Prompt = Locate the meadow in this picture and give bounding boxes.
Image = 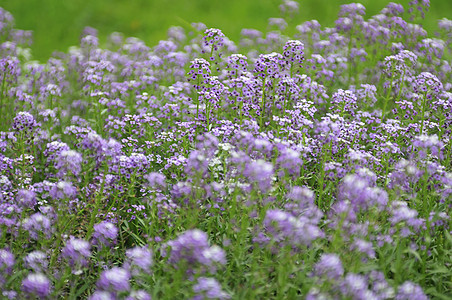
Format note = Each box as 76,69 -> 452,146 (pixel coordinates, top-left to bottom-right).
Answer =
0,0 -> 451,299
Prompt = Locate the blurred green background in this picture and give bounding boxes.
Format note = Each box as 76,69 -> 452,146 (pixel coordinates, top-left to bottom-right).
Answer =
1,0 -> 451,61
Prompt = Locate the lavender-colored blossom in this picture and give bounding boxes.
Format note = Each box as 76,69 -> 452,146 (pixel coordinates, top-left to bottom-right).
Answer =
24,250 -> 48,272
193,277 -> 230,300
164,229 -> 226,273
0,248 -> 14,285
97,267 -> 131,293
92,221 -> 118,247
126,290 -> 152,300
243,159 -> 274,193
279,0 -> 299,16
11,111 -> 40,133
62,236 -> 91,268
282,40 -> 304,74
368,271 -> 394,299
262,209 -> 324,248
1,291 -> 17,300
413,72 -> 443,99
22,213 -> 53,240
55,150 -> 83,178
351,239 -> 376,259
268,18 -> 288,31
22,272 -> 52,298
203,28 -> 225,58
125,246 -> 153,275
313,253 -> 344,281
89,291 -> 117,300
15,189 -> 37,208
144,172 -> 167,190
396,281 -> 428,300
340,273 -> 375,300
188,58 -> 211,84
338,173 -> 388,212
49,181 -> 77,200
390,201 -> 425,234
331,89 -> 357,116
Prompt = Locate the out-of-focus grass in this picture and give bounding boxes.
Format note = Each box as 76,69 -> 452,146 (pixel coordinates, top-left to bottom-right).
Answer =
1,0 -> 451,60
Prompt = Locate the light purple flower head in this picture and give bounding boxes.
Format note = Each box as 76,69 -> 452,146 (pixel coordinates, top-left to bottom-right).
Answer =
243,159 -> 274,193
11,111 -> 40,133
193,277 -> 230,300
97,267 -> 131,293
313,253 -> 344,281
144,172 -> 167,190
22,272 -> 52,298
395,281 -> 428,300
55,150 -> 83,178
24,250 -> 48,272
92,221 -> 118,247
262,209 -> 324,248
88,291 -> 117,300
22,213 -> 53,240
126,290 -> 152,300
125,246 -> 153,275
340,273 -> 374,299
164,229 -> 226,273
413,72 -> 443,99
62,236 -> 91,268
49,181 -> 77,200
0,248 -> 14,285
16,189 -> 37,208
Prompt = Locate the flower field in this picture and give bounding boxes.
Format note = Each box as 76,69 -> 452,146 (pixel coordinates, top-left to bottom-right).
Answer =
0,0 -> 451,299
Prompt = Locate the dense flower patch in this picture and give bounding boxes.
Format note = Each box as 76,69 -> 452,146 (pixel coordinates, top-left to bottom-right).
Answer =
0,0 -> 451,299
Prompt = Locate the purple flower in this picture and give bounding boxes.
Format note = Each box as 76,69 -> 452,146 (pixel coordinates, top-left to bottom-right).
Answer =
62,236 -> 91,268
313,253 -> 344,281
55,150 -> 83,178
351,239 -> 375,259
22,272 -> 52,297
125,246 -> 153,275
97,267 -> 131,293
396,281 -> 428,300
243,159 -> 274,193
202,28 -> 225,56
261,209 -> 324,248
188,58 -> 211,83
22,213 -> 53,240
413,72 -> 443,99
340,273 -> 374,299
24,250 -> 48,272
89,291 -> 117,300
164,229 -> 226,273
15,189 -> 37,208
11,111 -> 40,133
49,181 -> 77,200
92,221 -> 118,247
2,291 -> 17,299
0,249 -> 14,285
144,172 -> 166,189
193,277 -> 230,300
279,0 -> 299,16
282,40 -> 304,74
126,290 -> 152,300
199,245 -> 227,269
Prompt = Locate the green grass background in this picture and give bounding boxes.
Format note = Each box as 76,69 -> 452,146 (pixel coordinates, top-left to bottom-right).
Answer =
1,0 -> 451,61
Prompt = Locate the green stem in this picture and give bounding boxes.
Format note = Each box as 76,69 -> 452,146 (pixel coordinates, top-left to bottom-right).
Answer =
86,168 -> 108,239
419,92 -> 428,134
0,74 -> 6,130
260,77 -> 267,129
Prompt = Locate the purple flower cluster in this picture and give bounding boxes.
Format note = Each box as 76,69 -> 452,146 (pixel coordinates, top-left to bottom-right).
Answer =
164,229 -> 226,274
